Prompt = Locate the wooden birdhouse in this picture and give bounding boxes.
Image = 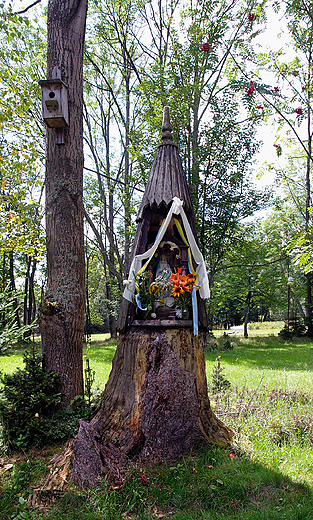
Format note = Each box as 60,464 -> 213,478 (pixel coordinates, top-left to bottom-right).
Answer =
39,67 -> 69,128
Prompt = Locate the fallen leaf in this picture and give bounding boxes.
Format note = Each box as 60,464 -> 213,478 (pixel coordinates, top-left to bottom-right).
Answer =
140,471 -> 149,486
153,505 -> 167,518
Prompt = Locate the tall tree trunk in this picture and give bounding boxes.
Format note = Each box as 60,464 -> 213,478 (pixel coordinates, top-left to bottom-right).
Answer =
28,257 -> 37,325
23,256 -> 37,338
108,194 -> 117,338
244,288 -> 252,339
305,49 -> 313,337
39,0 -> 88,407
85,253 -> 92,338
9,251 -> 21,329
24,256 -> 31,328
123,48 -> 131,270
305,273 -> 313,336
106,277 -> 117,339
243,304 -> 250,339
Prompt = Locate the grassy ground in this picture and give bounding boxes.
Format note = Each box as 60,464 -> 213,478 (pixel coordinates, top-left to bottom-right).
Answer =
0,323 -> 313,519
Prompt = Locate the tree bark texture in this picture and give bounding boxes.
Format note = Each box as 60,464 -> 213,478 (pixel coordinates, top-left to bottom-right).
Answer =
71,327 -> 233,488
39,0 -> 88,406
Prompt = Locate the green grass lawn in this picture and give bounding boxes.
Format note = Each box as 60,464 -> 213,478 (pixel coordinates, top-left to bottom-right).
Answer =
206,334 -> 313,391
0,323 -> 313,519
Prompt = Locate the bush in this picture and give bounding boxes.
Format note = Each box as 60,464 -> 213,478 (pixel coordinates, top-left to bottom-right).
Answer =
221,333 -> 234,351
211,356 -> 231,394
278,325 -> 293,339
278,320 -> 306,339
291,320 -> 306,336
0,351 -> 88,449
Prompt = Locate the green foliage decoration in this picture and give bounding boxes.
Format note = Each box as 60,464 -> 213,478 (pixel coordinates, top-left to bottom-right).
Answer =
0,352 -> 87,449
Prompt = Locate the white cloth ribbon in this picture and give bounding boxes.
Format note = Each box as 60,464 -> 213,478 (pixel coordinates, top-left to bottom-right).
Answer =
122,197 -> 210,302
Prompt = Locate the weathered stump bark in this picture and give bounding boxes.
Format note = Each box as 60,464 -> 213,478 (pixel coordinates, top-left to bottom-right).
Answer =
71,327 -> 233,488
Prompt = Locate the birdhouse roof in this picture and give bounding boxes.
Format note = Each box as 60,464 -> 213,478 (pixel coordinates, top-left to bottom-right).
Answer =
137,107 -> 193,220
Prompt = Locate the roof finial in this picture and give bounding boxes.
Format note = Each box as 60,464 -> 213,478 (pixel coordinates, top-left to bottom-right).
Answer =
162,106 -> 173,142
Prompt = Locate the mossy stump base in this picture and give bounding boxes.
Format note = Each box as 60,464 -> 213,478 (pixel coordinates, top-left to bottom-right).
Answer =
71,327 -> 233,488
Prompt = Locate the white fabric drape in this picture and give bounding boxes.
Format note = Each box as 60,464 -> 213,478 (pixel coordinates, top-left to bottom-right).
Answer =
123,197 -> 210,302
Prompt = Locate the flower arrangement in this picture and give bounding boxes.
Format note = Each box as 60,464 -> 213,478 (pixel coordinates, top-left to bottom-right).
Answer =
134,267 -> 199,319
133,271 -> 155,317
170,268 -> 198,318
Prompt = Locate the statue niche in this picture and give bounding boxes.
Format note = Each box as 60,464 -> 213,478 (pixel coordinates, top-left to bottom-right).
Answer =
134,215 -> 191,321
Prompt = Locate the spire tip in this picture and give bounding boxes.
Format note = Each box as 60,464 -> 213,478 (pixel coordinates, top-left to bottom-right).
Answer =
162,106 -> 173,141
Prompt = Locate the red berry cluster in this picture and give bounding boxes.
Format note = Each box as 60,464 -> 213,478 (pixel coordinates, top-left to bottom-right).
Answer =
201,42 -> 210,52
295,107 -> 303,115
248,12 -> 256,21
247,81 -> 255,95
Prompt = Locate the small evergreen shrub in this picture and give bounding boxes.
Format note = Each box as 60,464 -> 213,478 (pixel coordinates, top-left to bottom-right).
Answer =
211,356 -> 231,394
291,320 -> 306,336
278,325 -> 293,339
205,341 -> 218,351
278,320 -> 306,338
0,351 -> 88,449
221,333 -> 234,351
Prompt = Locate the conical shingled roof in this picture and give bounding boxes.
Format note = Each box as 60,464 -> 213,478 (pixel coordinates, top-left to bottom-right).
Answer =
137,106 -> 193,220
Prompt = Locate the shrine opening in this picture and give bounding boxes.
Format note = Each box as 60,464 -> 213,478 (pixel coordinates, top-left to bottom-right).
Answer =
71,107 -> 233,489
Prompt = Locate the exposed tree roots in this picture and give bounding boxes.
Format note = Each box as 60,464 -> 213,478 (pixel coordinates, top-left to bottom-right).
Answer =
71,328 -> 233,488
31,327 -> 233,497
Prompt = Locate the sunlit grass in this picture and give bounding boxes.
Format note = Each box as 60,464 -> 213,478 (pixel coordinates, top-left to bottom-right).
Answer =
205,333 -> 313,392
83,334 -> 117,389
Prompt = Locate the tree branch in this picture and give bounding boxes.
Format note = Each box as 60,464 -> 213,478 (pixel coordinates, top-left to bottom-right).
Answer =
84,207 -> 124,283
14,0 -> 41,14
230,52 -> 313,161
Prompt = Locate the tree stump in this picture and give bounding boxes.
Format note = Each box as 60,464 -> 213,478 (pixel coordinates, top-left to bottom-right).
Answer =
71,327 -> 233,488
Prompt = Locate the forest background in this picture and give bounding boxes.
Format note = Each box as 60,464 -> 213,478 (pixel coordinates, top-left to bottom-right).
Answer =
1,0 -> 313,342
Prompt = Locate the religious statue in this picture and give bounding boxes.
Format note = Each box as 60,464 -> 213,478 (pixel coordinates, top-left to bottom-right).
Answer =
155,254 -> 175,310
155,254 -> 172,281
